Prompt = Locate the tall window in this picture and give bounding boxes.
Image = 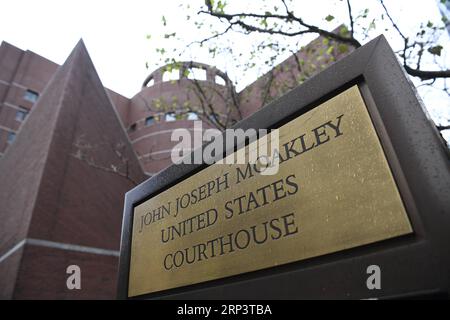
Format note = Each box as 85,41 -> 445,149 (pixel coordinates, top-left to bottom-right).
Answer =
187,68 -> 207,81
162,69 -> 179,82
186,112 -> 199,120
145,116 -> 155,126
7,131 -> 16,144
15,109 -> 28,122
165,112 -> 176,122
145,78 -> 154,87
215,75 -> 226,86
24,90 -> 39,103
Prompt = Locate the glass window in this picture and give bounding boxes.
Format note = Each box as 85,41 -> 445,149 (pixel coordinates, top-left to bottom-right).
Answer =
24,90 -> 39,103
187,68 -> 207,81
7,131 -> 16,144
162,69 -> 179,82
145,78 -> 154,87
15,109 -> 28,122
187,112 -> 199,120
165,112 -> 176,122
145,116 -> 155,126
215,75 -> 226,86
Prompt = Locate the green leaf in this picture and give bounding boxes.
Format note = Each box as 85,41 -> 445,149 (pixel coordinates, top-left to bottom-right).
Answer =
363,8 -> 369,18
162,15 -> 167,26
326,45 -> 335,55
428,45 -> 443,56
216,0 -> 225,13
146,34 -> 151,40
159,48 -> 166,55
325,15 -> 334,22
338,44 -> 348,53
427,21 -> 433,28
339,25 -> 350,36
260,18 -> 268,28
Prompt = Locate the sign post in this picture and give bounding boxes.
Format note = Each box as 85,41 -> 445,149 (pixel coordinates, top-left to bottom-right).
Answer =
118,36 -> 450,299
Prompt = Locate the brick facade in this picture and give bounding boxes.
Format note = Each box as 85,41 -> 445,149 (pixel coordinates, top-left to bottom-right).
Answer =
0,32 -> 348,299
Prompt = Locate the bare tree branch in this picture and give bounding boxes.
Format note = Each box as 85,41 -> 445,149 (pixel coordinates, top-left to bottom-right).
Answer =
379,0 -> 450,80
191,25 -> 234,47
71,135 -> 140,186
404,65 -> 450,80
437,124 -> 450,131
190,77 -> 227,130
346,0 -> 355,38
261,70 -> 276,107
199,3 -> 362,48
379,0 -> 407,41
200,0 -> 450,83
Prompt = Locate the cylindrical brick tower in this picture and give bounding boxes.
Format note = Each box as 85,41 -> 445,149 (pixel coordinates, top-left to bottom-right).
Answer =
127,61 -> 240,176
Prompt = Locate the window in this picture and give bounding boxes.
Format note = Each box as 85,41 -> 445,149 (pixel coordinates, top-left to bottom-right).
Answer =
15,109 -> 28,122
145,78 -> 154,87
24,90 -> 39,103
129,123 -> 137,132
186,112 -> 199,120
162,69 -> 179,82
187,68 -> 207,81
165,112 -> 176,122
215,75 -> 226,86
7,131 -> 16,144
145,116 -> 155,126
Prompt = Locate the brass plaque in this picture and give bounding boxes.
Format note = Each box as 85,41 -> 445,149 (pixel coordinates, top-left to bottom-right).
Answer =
128,85 -> 412,297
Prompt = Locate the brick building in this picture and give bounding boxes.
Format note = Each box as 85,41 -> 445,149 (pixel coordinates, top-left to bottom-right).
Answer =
0,33 -> 347,299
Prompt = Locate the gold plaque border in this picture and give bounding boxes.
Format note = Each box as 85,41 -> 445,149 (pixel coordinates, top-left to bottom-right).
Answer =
127,84 -> 415,297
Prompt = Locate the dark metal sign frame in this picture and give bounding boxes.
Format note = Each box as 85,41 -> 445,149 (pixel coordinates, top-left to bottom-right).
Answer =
117,35 -> 450,300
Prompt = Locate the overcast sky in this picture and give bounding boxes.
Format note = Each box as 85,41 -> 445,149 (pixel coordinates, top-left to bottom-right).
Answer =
0,0 -> 448,135
0,0 -> 179,97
